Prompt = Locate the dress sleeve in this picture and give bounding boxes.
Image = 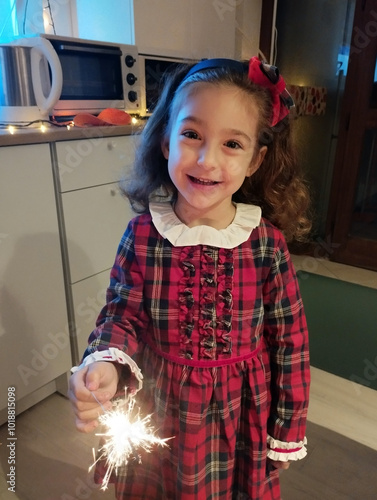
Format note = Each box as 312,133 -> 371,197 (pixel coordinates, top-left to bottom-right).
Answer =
80,221 -> 149,382
262,233 -> 310,462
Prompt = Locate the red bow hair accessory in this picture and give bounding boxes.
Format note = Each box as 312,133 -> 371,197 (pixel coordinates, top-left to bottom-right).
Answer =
248,56 -> 294,127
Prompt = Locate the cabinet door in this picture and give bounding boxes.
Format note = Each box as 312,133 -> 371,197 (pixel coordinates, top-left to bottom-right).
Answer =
57,135 -> 136,192
62,183 -> 132,283
71,270 -> 111,359
0,144 -> 70,411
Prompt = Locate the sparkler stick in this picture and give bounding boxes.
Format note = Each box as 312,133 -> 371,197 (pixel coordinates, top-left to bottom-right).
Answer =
89,391 -> 172,491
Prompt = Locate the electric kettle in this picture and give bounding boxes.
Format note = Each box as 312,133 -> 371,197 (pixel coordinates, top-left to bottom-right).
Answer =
0,36 -> 63,123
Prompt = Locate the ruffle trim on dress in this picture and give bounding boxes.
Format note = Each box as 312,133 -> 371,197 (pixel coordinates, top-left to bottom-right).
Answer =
215,248 -> 234,357
197,247 -> 234,360
199,248 -> 217,359
150,202 -> 261,248
267,435 -> 308,462
178,246 -> 234,360
178,246 -> 196,359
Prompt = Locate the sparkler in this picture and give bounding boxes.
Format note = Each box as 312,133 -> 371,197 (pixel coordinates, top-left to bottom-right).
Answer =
89,391 -> 172,491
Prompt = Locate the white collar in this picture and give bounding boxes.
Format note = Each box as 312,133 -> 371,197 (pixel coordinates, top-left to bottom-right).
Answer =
150,202 -> 261,248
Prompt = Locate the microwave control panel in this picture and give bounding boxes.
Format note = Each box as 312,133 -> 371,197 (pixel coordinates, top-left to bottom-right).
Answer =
121,44 -> 141,114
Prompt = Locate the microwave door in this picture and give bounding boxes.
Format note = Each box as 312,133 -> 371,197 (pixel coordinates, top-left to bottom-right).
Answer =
49,40 -> 127,116
57,45 -> 123,100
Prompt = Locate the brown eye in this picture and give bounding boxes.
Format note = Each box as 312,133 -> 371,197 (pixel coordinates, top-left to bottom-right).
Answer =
182,130 -> 199,140
225,140 -> 242,149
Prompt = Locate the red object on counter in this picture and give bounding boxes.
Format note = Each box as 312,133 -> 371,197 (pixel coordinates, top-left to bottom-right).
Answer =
73,108 -> 132,127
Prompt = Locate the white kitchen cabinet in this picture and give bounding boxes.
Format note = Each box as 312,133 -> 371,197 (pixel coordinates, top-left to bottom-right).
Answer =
0,144 -> 71,418
55,135 -> 136,364
57,134 -> 136,192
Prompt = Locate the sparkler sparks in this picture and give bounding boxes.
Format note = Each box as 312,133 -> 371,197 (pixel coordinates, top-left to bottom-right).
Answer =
89,392 -> 172,491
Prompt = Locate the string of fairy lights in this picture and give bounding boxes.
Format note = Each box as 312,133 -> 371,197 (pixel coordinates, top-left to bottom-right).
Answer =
0,120 -> 74,135
0,116 -> 139,135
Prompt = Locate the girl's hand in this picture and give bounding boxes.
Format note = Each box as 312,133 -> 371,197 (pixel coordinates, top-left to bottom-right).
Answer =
68,361 -> 119,433
267,459 -> 291,470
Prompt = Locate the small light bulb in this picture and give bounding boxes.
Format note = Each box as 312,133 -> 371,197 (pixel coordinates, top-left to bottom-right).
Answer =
8,126 -> 15,135
131,117 -> 138,125
40,124 -> 47,133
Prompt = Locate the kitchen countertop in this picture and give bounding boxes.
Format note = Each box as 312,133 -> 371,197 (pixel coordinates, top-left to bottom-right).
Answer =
0,122 -> 144,147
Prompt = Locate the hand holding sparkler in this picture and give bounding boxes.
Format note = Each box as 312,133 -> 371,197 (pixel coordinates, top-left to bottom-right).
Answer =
69,351 -> 171,491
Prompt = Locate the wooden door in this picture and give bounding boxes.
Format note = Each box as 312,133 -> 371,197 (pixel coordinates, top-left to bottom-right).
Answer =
327,0 -> 377,271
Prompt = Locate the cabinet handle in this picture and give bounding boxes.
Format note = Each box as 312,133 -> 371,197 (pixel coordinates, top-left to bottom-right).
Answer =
110,188 -> 117,197
107,141 -> 116,151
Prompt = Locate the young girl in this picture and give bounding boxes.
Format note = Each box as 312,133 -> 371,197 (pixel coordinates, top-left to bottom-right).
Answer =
69,56 -> 311,500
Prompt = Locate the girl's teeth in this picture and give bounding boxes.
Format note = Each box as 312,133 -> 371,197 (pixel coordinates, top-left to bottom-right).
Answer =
190,176 -> 217,185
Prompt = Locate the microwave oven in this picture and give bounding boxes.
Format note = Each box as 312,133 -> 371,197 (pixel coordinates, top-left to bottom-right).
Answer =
9,34 -> 196,119
138,54 -> 196,116
39,34 -> 141,118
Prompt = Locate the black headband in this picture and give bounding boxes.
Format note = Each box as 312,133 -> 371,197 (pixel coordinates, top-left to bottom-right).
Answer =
182,58 -> 247,82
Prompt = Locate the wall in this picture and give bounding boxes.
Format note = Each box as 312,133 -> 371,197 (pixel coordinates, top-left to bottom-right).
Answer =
133,0 -> 236,59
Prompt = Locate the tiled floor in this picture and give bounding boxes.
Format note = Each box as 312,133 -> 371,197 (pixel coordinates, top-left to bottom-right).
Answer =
291,254 -> 377,290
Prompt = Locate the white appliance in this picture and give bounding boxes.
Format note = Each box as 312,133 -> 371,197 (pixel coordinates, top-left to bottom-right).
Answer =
0,36 -> 63,123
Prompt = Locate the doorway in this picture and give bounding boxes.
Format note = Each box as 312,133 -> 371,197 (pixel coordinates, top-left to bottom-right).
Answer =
327,0 -> 377,271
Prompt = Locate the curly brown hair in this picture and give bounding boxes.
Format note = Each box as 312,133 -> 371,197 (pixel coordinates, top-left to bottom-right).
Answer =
123,62 -> 311,242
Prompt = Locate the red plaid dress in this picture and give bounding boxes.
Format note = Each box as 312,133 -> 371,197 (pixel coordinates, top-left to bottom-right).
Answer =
86,204 -> 310,500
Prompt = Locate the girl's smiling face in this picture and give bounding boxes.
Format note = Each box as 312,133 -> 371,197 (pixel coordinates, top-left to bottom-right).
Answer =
162,83 -> 266,228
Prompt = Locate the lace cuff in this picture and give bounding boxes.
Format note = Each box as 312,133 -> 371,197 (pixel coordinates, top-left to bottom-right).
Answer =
267,435 -> 308,462
70,347 -> 143,393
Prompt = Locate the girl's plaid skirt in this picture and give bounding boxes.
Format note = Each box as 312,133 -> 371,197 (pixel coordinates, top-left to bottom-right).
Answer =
96,342 -> 282,499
